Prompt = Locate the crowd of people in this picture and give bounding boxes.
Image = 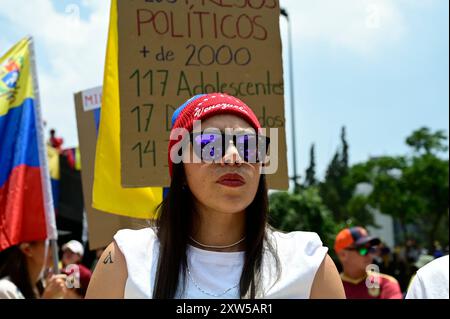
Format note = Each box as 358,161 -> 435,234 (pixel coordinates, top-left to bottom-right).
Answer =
0,93 -> 448,299
0,238 -> 97,299
334,226 -> 449,299
1,226 -> 447,299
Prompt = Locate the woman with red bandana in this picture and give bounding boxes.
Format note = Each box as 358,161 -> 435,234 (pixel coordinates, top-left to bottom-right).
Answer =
86,93 -> 345,299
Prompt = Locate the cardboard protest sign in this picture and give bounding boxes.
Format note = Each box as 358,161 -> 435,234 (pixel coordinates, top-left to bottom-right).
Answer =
117,0 -> 288,189
74,88 -> 147,251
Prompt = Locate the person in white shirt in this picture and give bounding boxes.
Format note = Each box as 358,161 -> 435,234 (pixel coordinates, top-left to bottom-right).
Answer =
0,241 -> 67,299
86,93 -> 345,299
406,255 -> 449,299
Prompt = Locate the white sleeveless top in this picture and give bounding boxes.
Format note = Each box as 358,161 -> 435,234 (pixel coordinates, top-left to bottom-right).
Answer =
114,227 -> 328,299
0,277 -> 25,299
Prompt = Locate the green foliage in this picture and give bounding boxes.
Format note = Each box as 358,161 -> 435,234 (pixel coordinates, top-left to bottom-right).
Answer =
269,126 -> 449,253
346,195 -> 377,227
346,156 -> 414,225
406,127 -> 448,155
402,153 -> 449,249
365,157 -> 422,242
344,129 -> 449,249
341,127 -> 349,170
269,187 -> 339,251
305,144 -> 317,187
320,127 -> 353,223
364,129 -> 449,249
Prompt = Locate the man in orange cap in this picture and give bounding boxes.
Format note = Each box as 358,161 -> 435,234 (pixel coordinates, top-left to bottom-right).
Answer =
335,226 -> 402,299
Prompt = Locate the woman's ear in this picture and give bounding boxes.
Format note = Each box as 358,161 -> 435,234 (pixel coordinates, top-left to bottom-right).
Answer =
19,242 -> 33,257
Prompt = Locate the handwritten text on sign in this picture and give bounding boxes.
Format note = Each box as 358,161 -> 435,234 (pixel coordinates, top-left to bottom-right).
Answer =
118,0 -> 288,189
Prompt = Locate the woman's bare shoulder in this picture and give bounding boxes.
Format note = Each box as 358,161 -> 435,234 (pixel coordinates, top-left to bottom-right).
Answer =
310,254 -> 346,299
85,240 -> 127,299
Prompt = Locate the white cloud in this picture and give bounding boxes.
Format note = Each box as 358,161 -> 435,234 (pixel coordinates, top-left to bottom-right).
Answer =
280,0 -> 408,55
0,0 -> 110,148
0,0 -> 438,149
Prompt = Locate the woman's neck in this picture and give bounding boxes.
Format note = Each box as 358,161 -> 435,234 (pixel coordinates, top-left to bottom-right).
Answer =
190,205 -> 246,252
27,260 -> 42,284
25,259 -> 43,298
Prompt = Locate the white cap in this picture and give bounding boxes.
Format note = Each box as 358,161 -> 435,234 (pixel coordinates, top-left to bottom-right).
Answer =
62,240 -> 84,256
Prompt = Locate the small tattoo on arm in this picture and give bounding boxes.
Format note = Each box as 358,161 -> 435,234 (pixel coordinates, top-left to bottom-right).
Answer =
103,251 -> 113,264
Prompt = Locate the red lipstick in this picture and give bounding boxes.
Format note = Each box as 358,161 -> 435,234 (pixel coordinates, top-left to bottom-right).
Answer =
217,173 -> 246,188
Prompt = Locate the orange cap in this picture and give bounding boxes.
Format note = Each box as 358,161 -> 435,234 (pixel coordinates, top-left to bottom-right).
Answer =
334,226 -> 380,253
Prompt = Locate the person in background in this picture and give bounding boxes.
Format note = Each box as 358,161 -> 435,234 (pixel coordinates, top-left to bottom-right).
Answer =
61,240 -> 85,268
49,128 -> 63,151
392,245 -> 410,293
413,254 -> 435,273
405,239 -> 421,264
62,265 -> 92,299
432,241 -> 444,259
0,241 -> 67,299
406,255 -> 449,299
372,241 -> 395,276
335,226 -> 403,299
60,240 -> 92,298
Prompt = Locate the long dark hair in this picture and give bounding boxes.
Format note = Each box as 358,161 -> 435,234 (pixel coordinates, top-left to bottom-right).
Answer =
152,163 -> 280,299
0,244 -> 38,299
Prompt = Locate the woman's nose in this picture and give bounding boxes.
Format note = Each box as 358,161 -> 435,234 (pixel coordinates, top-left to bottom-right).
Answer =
221,140 -> 243,166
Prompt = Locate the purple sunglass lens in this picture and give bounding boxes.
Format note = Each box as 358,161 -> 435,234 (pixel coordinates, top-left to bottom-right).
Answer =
236,135 -> 259,162
194,134 -> 220,147
236,135 -> 251,144
193,133 -> 223,161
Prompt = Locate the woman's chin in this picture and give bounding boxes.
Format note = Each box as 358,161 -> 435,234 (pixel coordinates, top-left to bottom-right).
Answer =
211,201 -> 250,215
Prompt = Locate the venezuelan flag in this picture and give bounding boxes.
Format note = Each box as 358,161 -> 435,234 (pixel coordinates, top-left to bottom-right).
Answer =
92,0 -> 162,219
0,38 -> 56,251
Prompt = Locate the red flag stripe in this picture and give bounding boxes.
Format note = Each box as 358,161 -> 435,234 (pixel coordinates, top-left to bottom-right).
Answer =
0,164 -> 47,251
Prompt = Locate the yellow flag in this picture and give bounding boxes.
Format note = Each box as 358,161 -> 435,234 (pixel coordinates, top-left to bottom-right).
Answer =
92,0 -> 162,219
47,145 -> 60,180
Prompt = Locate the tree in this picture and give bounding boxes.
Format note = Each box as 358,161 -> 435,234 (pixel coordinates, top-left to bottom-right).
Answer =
304,144 -> 317,187
346,194 -> 377,228
270,126 -> 448,255
402,154 -> 449,251
364,156 -> 418,242
343,156 -> 403,227
341,127 -> 349,172
350,128 -> 449,250
403,128 -> 449,250
406,127 -> 448,155
320,152 -> 341,219
269,187 -> 339,252
320,126 -> 352,223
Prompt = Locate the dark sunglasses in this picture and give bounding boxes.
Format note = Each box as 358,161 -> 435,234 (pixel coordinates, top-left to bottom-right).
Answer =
345,246 -> 378,256
189,131 -> 270,163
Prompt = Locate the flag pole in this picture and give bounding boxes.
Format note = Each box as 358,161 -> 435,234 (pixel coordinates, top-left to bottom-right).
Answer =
28,36 -> 60,275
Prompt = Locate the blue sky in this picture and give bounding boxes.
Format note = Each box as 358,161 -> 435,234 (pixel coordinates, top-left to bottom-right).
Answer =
0,0 -> 448,184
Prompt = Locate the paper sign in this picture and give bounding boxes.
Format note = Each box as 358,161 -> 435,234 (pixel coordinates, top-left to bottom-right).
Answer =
74,90 -> 148,251
81,86 -> 102,112
118,0 -> 288,189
